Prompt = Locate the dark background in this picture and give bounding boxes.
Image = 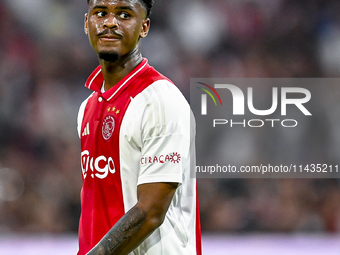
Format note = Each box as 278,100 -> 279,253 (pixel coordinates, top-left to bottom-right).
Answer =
1,0 -> 340,237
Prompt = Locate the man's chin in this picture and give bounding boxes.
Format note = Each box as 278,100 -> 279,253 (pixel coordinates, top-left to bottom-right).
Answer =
98,52 -> 120,62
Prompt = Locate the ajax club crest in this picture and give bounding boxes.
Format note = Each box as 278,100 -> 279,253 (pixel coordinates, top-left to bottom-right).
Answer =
102,115 -> 115,141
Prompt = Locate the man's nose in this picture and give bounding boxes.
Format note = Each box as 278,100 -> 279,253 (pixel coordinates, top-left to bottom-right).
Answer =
104,14 -> 118,29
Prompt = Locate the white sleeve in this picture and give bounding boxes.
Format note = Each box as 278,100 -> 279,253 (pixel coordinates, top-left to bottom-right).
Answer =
135,80 -> 192,186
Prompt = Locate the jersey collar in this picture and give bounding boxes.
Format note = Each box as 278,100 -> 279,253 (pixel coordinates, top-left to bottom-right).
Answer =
85,58 -> 149,101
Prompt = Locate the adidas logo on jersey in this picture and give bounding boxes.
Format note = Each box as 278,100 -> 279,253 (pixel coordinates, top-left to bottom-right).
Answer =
82,123 -> 90,136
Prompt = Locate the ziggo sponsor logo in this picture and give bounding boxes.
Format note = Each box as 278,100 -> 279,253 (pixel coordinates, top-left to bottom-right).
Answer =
81,150 -> 115,179
141,152 -> 181,165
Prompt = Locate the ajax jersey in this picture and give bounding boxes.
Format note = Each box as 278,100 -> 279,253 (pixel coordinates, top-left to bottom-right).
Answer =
77,59 -> 201,255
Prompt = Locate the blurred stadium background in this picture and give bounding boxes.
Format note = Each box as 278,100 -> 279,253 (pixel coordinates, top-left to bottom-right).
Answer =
1,0 -> 340,254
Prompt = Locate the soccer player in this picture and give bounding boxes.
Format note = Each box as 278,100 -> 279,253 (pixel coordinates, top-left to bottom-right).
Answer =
76,0 -> 201,254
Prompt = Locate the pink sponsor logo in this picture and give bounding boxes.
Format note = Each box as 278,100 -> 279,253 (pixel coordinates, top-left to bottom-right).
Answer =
141,152 -> 181,165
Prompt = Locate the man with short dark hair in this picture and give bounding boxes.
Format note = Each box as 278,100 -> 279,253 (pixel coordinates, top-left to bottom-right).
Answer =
77,0 -> 201,254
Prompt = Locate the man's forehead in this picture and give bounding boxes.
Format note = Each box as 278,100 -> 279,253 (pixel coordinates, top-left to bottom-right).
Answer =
89,0 -> 142,8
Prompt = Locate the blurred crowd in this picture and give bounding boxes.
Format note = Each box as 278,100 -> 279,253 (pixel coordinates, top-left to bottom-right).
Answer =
1,0 -> 340,234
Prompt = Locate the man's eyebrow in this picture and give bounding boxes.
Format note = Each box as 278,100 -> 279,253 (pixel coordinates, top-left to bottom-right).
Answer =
115,6 -> 134,12
91,5 -> 135,12
92,5 -> 108,10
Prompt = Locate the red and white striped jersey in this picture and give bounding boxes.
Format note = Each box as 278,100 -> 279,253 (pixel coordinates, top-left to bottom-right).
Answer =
77,59 -> 201,255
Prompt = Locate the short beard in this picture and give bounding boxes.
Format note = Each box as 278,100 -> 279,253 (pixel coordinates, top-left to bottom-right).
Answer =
98,52 -> 120,62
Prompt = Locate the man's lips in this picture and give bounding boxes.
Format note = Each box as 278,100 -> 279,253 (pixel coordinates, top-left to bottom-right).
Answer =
99,36 -> 120,42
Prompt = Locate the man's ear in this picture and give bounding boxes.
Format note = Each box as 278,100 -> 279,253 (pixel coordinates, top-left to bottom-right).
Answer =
84,13 -> 89,35
140,18 -> 150,38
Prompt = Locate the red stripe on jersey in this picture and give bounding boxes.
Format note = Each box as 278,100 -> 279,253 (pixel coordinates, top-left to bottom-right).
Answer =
196,184 -> 202,255
78,59 -> 170,255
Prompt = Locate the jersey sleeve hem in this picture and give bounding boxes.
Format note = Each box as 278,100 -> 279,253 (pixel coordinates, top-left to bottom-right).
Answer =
137,174 -> 182,186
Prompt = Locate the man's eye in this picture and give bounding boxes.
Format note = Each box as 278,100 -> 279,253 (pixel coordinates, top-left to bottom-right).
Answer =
118,12 -> 130,19
96,11 -> 106,17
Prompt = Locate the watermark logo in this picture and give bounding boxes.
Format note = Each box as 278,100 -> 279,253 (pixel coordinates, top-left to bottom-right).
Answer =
192,79 -> 312,128
196,82 -> 222,115
190,78 -> 339,179
199,84 -> 311,117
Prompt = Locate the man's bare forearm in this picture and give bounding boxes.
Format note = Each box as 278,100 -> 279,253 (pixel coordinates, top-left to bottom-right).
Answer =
86,206 -> 158,255
86,182 -> 177,255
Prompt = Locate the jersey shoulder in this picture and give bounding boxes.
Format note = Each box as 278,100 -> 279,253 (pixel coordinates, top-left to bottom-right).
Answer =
135,78 -> 190,116
130,79 -> 191,139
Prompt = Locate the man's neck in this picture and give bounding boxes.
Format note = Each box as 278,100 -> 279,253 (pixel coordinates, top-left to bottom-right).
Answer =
99,48 -> 143,91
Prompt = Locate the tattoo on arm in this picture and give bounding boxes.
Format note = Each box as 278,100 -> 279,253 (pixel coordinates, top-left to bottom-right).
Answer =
88,207 -> 147,255
87,182 -> 177,255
